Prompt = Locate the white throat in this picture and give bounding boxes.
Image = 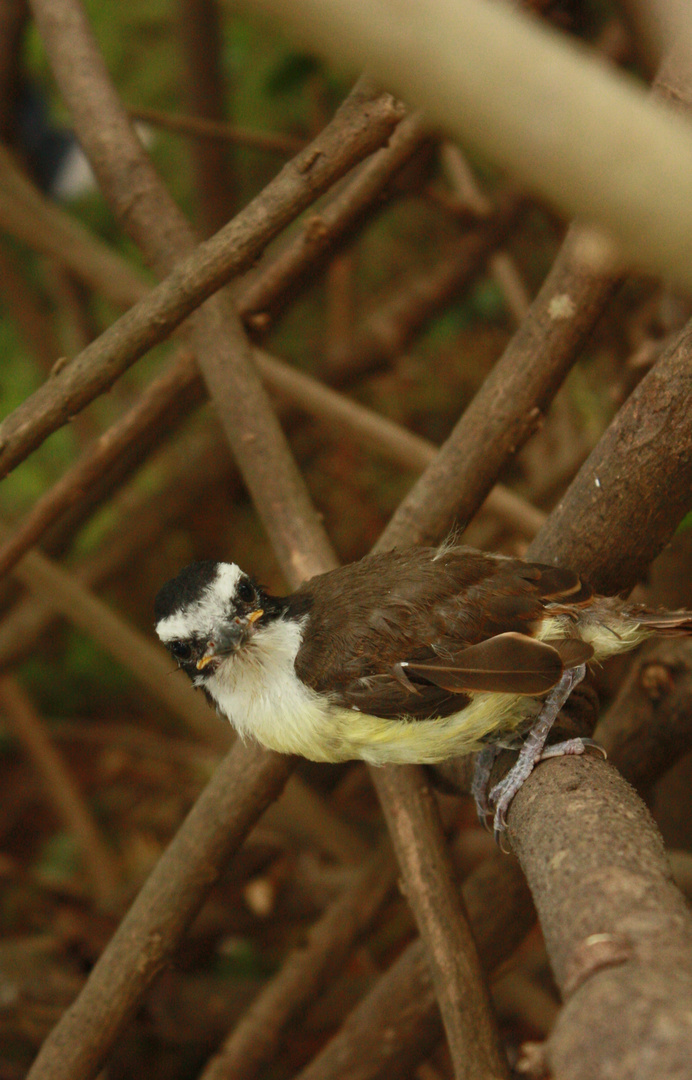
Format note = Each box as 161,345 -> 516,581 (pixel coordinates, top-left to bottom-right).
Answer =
201,616 -> 332,756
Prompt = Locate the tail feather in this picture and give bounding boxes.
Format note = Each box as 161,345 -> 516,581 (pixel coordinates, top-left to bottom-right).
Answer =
636,610 -> 692,635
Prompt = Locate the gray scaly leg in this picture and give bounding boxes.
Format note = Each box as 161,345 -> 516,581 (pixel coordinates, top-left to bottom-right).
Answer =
488,663 -> 590,843
471,744 -> 502,826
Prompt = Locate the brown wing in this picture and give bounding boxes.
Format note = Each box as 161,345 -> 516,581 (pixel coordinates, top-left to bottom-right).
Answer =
402,633 -> 564,695
290,544 -> 593,720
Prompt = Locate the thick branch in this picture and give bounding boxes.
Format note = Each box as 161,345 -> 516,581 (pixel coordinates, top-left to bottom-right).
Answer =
595,638 -> 692,796
501,267 -> 692,1080
526,319 -> 692,594
248,0 -> 692,291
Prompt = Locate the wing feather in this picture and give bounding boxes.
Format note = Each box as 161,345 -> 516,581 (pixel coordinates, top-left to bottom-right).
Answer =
402,632 -> 564,695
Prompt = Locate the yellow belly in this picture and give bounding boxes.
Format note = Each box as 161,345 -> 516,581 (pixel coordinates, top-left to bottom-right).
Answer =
252,690 -> 536,766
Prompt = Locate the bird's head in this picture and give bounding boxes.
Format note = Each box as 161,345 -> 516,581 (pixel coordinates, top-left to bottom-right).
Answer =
154,561 -> 276,680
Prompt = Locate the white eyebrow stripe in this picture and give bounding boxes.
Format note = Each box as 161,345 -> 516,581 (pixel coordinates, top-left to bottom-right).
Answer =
156,562 -> 243,642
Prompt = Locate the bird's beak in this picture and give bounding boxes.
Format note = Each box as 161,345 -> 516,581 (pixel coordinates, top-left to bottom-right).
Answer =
196,609 -> 264,670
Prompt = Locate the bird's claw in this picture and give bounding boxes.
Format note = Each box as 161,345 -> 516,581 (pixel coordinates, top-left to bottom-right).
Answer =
538,736 -> 607,762
487,735 -> 606,850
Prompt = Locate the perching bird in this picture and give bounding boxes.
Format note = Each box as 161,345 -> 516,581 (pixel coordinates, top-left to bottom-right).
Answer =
154,544 -> 692,836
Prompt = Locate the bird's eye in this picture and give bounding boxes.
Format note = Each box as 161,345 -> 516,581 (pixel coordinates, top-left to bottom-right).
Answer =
169,640 -> 192,662
236,578 -> 255,604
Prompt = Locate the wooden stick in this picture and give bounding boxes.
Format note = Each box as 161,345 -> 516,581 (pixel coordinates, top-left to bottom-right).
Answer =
129,105 -> 306,156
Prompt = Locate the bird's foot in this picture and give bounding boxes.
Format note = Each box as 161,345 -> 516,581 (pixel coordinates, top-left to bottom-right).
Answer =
471,745 -> 502,828
488,734 -> 605,847
487,663 -> 588,848
539,737 -> 607,762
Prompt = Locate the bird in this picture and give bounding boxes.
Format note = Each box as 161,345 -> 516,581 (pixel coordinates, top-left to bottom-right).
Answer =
154,543 -> 692,837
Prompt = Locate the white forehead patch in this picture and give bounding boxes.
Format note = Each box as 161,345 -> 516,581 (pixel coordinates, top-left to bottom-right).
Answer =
156,562 -> 243,643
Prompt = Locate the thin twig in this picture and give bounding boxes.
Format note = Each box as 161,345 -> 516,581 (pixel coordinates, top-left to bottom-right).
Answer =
0,239 -> 59,370
130,105 -> 306,156
0,74 -> 405,485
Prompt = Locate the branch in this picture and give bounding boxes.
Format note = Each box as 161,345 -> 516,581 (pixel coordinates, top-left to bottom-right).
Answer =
293,853 -> 535,1080
372,768 -> 509,1080
178,0 -> 236,234
247,0 -> 692,292
0,76 -> 404,487
376,222 -> 620,550
129,105 -> 306,156
525,318 -> 692,593
595,638 -> 692,796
